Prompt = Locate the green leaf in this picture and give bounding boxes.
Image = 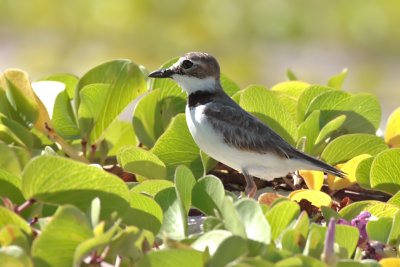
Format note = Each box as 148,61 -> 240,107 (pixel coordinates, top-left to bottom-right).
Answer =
73,220 -> 120,267
124,192 -> 163,235
293,211 -> 310,238
0,246 -> 33,267
0,70 -> 39,124
174,165 -> 196,214
388,192 -> 400,207
297,110 -> 320,154
384,107 -> 400,148
0,207 -> 31,234
152,114 -> 203,179
130,180 -> 174,197
266,200 -> 300,240
137,249 -> 203,267
339,201 -> 400,220
305,91 -> 381,134
208,236 -> 248,267
22,155 -> 131,216
235,198 -> 271,244
133,86 -> 186,148
327,69 -> 348,90
41,73 -> 78,99
321,206 -> 341,223
103,120 -> 138,156
0,169 -> 24,204
220,74 -> 241,96
366,218 -> 392,244
281,229 -> 302,254
370,149 -> 400,195
220,196 -> 246,237
0,114 -> 33,148
192,175 -> 225,215
355,157 -> 374,189
336,224 -> 359,258
314,115 -> 346,145
0,143 -> 24,175
154,187 -> 186,239
191,229 -> 232,254
303,224 -> 325,258
52,90 -> 80,139
321,134 -> 388,165
32,205 -> 93,267
297,85 -> 334,123
271,81 -> 310,98
76,60 -> 147,144
0,225 -> 30,252
200,150 -> 218,176
387,211 -> 400,245
239,85 -> 297,144
117,145 -> 166,180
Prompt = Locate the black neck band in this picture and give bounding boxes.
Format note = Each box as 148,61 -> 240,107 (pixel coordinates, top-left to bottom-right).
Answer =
188,90 -> 216,108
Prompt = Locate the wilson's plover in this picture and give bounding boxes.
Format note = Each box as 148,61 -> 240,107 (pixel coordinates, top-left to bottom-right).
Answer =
149,52 -> 345,197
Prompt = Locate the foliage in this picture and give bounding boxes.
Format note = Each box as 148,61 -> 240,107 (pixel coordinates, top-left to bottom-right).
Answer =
0,58 -> 399,266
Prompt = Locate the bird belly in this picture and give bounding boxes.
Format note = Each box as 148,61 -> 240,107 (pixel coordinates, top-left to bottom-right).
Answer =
186,105 -> 306,180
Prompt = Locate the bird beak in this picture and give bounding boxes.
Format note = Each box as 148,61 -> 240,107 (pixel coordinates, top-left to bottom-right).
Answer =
148,68 -> 175,78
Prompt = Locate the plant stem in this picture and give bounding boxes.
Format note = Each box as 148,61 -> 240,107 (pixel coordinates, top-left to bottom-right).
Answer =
15,199 -> 36,213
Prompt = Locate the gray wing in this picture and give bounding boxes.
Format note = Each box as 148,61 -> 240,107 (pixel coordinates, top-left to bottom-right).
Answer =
204,99 -> 346,178
204,100 -> 295,159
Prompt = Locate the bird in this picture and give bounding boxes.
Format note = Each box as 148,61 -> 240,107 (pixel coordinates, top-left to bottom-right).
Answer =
148,52 -> 346,197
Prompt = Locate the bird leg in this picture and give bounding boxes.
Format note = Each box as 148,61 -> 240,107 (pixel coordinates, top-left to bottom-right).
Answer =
243,170 -> 257,198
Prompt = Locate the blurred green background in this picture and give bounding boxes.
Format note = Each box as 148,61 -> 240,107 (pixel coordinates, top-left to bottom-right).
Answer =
1,0 -> 399,123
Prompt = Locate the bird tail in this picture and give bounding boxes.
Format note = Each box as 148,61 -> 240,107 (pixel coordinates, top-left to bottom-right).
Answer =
293,149 -> 347,178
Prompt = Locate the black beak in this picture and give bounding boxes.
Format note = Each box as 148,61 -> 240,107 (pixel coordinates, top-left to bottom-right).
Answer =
148,68 -> 175,78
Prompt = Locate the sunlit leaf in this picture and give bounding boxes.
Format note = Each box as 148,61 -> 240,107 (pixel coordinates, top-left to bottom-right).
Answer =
192,175 -> 225,215
327,69 -> 348,90
117,145 -> 166,180
174,165 -> 196,214
340,201 -> 400,220
137,249 -> 203,267
299,170 -> 324,191
266,200 -> 300,240
22,155 -> 131,217
76,60 -> 146,144
31,205 -> 92,267
370,149 -> 400,195
0,207 -> 31,234
0,246 -> 33,267
321,134 -> 387,165
0,168 -> 24,204
327,154 -> 371,191
154,187 -> 186,239
130,180 -> 174,197
133,87 -> 185,148
152,114 -> 203,179
235,198 -> 271,244
239,85 -> 297,144
384,107 -> 400,148
289,189 -> 332,208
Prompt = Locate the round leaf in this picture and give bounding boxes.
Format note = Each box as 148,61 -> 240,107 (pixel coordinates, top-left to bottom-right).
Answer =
385,107 -> 400,148
370,149 -> 400,195
239,85 -> 297,144
321,134 -> 387,165
22,156 -> 131,216
31,205 -> 93,267
289,189 -> 332,208
152,114 -> 203,178
117,146 -> 166,180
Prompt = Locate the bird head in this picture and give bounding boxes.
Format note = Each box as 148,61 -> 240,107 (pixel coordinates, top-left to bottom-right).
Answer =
149,52 -> 220,94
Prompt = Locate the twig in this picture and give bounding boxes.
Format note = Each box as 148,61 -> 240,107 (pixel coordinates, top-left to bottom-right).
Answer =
14,199 -> 36,213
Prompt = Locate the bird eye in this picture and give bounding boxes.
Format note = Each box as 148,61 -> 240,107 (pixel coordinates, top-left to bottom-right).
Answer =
181,59 -> 193,69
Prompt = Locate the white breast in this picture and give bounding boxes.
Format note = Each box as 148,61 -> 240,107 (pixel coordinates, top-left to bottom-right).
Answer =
185,105 -> 309,180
